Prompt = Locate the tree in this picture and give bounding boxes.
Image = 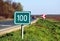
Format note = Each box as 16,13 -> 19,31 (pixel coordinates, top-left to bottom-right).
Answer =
16,3 -> 23,11
12,2 -> 23,11
0,0 -> 23,18
0,0 -> 4,16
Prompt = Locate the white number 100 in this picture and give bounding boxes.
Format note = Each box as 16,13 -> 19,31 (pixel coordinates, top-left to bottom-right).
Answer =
17,15 -> 27,21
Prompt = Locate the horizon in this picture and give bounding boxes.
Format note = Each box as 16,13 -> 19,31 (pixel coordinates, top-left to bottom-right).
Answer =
12,0 -> 60,15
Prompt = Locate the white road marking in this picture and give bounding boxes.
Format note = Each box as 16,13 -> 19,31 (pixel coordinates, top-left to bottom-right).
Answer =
0,25 -> 20,31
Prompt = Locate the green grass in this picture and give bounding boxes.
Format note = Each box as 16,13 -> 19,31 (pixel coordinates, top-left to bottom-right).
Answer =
0,20 -> 8,22
0,20 -> 5,22
0,19 -> 60,41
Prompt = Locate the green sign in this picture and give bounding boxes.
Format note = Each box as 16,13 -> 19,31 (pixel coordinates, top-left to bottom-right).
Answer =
14,11 -> 31,25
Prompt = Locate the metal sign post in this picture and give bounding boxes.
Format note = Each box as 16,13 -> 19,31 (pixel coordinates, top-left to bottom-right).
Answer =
14,11 -> 31,39
21,24 -> 24,39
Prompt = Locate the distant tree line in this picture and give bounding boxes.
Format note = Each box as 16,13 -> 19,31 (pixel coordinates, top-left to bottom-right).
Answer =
0,0 -> 23,18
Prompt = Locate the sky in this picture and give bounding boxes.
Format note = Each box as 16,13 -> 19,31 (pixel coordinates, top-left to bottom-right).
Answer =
12,0 -> 60,15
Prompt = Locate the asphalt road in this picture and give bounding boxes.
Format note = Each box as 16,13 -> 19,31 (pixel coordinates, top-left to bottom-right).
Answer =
0,18 -> 36,30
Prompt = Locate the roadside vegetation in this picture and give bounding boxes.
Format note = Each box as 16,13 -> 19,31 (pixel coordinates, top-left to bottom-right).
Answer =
0,18 -> 60,41
0,0 -> 23,19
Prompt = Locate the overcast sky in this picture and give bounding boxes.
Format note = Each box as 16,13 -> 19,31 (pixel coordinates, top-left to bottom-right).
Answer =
12,0 -> 60,15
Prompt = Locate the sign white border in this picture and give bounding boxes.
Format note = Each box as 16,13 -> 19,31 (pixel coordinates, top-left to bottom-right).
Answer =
14,11 -> 31,25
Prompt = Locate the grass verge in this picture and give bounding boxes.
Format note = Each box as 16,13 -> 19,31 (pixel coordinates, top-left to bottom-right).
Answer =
0,18 -> 60,41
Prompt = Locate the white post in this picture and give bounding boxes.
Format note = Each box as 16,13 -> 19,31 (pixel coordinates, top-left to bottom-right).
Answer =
21,24 -> 24,39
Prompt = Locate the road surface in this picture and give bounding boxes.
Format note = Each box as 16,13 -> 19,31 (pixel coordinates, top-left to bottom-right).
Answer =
0,18 -> 36,30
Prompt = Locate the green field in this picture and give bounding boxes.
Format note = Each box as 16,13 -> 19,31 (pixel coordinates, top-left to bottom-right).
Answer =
0,18 -> 60,41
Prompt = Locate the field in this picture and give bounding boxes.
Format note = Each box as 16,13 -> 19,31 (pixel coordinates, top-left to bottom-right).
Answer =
0,18 -> 60,41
